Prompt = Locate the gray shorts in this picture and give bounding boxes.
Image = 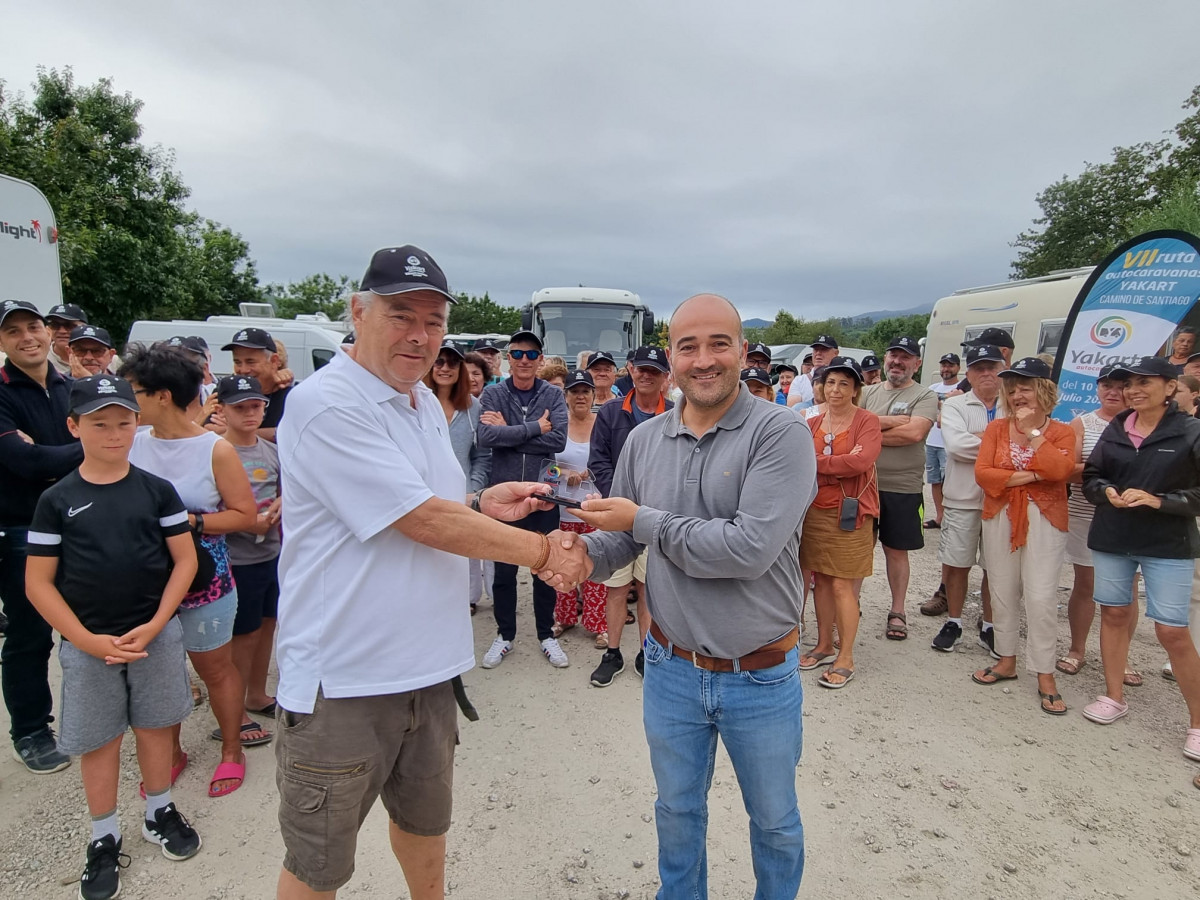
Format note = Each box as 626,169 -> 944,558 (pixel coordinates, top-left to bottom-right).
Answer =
937,506 -> 987,569
58,617 -> 193,756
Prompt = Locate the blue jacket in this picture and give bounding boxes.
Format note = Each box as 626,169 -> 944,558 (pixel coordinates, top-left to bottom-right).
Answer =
588,392 -> 674,497
0,361 -> 84,526
478,378 -> 568,484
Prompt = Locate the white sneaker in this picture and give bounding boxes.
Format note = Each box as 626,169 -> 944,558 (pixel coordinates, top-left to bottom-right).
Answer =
541,637 -> 569,668
481,637 -> 512,669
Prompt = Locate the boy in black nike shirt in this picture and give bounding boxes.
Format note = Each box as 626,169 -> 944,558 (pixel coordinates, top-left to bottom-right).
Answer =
25,375 -> 203,900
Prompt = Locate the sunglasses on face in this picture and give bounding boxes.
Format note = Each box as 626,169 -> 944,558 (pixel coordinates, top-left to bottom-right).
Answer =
509,349 -> 542,361
433,356 -> 461,368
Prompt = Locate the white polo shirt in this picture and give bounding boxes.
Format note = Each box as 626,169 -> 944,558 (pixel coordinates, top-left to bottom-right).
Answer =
274,349 -> 471,714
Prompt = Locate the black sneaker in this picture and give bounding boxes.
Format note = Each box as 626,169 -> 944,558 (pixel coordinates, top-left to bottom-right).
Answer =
931,621 -> 962,652
142,803 -> 202,861
590,650 -> 625,687
79,834 -> 129,900
635,649 -> 645,678
977,624 -> 1000,659
12,728 -> 70,774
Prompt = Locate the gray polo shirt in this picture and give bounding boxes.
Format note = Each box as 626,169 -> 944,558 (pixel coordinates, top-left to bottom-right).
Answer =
583,385 -> 817,659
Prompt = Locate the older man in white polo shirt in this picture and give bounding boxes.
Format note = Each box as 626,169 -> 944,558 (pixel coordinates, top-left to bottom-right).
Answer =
273,245 -> 589,900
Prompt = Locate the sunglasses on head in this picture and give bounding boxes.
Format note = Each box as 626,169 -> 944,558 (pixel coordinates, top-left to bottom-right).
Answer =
433,356 -> 460,368
509,349 -> 542,361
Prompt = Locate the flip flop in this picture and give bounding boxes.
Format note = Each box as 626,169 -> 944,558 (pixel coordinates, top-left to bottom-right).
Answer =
1039,691 -> 1068,716
817,667 -> 855,690
139,751 -> 188,800
208,753 -> 246,798
210,721 -> 272,746
1055,656 -> 1084,675
247,701 -> 277,718
1123,668 -> 1143,687
799,652 -> 835,671
1082,695 -> 1129,725
972,666 -> 1018,686
1185,729 -> 1200,762
1164,663 -> 1177,682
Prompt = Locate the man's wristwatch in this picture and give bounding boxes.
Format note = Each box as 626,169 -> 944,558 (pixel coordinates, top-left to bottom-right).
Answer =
471,489 -> 486,514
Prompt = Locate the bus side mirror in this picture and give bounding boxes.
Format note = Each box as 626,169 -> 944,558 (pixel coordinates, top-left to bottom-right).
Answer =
520,304 -> 533,330
643,310 -> 655,335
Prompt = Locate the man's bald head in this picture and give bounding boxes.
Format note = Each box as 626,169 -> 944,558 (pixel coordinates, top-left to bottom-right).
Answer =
668,294 -> 744,350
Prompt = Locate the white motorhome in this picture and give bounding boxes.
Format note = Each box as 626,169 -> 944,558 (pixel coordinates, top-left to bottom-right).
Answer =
127,305 -> 348,381
521,288 -> 655,368
921,268 -> 1093,386
0,173 -> 63,311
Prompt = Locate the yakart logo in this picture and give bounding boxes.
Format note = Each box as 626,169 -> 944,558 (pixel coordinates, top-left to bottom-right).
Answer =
1090,316 -> 1132,349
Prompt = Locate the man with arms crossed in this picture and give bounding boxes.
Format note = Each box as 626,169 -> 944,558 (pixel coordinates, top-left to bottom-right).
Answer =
787,334 -> 838,409
272,246 -> 587,899
861,336 -> 938,641
569,294 -> 816,899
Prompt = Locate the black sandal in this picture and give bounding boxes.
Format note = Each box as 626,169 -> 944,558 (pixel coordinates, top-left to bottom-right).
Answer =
1039,691 -> 1068,716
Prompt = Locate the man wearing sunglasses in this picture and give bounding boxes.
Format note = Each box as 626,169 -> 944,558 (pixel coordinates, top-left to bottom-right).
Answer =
478,330 -> 569,669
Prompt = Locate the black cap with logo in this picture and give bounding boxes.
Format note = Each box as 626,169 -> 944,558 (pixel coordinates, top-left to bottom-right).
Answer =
438,339 -> 465,360
630,345 -> 669,373
70,375 -> 139,416
222,328 -> 277,352
964,327 -> 1015,350
859,353 -> 881,372
69,325 -> 113,348
46,303 -> 88,324
823,356 -> 865,383
964,344 -> 1006,367
999,357 -> 1053,379
1109,355 -> 1181,379
508,330 -> 543,350
475,338 -> 503,352
566,370 -> 595,390
215,374 -> 269,405
586,350 -> 616,369
810,334 -> 839,350
774,363 -> 799,376
887,336 -> 921,355
360,245 -> 456,303
740,367 -> 772,385
1096,364 -> 1119,380
0,299 -> 45,325
747,342 -> 772,362
939,352 -> 961,365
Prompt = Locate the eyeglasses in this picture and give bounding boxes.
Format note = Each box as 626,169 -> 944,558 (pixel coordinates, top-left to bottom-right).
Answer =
823,433 -> 834,456
71,345 -> 110,357
433,357 -> 461,368
509,349 -> 542,361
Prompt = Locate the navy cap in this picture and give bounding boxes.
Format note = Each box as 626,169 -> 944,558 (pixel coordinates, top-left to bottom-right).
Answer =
68,325 -> 113,348
70,375 -> 139,415
629,345 -> 669,373
740,367 -> 772,385
586,350 -> 617,369
774,363 -> 799,376
360,245 -> 456,303
887,336 -> 921,355
222,328 -> 277,352
475,338 -> 503,352
215,374 -> 268,405
1109,355 -> 1181,379
964,327 -> 1015,350
999,357 -> 1053,379
0,299 -> 45,325
566,370 -> 595,390
747,342 -> 772,361
964,345 -> 1006,367
859,354 -> 881,372
823,356 -> 864,383
46,303 -> 87,324
939,352 -> 961,365
1096,365 -> 1120,381
810,334 -> 839,350
508,330 -> 542,349
437,339 -> 465,360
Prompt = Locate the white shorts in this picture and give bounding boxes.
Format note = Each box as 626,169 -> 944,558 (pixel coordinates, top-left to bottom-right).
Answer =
937,507 -> 986,569
1065,512 -> 1093,567
604,548 -> 648,588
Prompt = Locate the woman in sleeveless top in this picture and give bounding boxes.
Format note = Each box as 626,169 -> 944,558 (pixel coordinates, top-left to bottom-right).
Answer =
120,344 -> 259,798
1058,367 -> 1138,681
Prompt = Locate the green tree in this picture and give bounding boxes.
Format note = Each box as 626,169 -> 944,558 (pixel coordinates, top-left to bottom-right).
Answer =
1122,177 -> 1200,238
448,292 -> 520,334
759,310 -> 845,346
647,318 -> 669,349
261,273 -> 355,321
0,68 -> 258,340
1012,85 -> 1200,278
860,314 -> 931,357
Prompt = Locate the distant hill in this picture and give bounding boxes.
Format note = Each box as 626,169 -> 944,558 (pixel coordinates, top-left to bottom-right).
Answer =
742,317 -> 772,329
854,302 -> 934,323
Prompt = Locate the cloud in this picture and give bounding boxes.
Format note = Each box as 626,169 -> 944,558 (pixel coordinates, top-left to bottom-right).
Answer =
4,0 -> 1199,319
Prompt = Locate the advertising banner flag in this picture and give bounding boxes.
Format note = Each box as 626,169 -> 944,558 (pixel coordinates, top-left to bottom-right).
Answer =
1051,230 -> 1200,421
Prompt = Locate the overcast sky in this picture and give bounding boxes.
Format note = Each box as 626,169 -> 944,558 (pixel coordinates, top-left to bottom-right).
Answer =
3,1 -> 1199,320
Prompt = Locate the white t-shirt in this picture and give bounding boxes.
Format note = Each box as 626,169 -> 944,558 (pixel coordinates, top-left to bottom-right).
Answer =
274,349 -> 472,714
786,374 -> 815,409
927,381 -> 959,449
555,437 -> 591,524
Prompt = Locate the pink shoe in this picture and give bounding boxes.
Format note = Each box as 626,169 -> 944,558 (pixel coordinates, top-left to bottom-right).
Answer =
1082,695 -> 1128,725
1185,729 -> 1200,762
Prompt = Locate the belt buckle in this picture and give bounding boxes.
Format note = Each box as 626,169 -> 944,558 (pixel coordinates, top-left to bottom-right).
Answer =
692,651 -> 703,669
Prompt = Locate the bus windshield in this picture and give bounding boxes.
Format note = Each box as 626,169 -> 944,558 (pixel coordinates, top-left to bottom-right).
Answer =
535,303 -> 638,363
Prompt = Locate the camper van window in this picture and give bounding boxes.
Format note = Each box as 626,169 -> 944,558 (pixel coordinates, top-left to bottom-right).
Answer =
1037,320 -> 1066,358
313,348 -> 335,371
962,323 -> 1015,346
534,303 -> 638,359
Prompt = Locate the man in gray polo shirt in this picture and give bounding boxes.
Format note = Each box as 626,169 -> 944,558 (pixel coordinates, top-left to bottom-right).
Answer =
569,293 -> 816,899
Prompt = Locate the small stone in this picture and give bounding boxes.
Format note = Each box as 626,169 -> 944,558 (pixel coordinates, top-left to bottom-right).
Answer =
583,847 -> 592,854
1166,794 -> 1182,808
949,799 -> 960,809
1002,862 -> 1017,874
897,779 -> 911,789
1023,737 -> 1036,745
633,859 -> 644,868
1089,838 -> 1099,845
1170,860 -> 1187,872
624,832 -> 633,839
507,769 -> 517,776
577,857 -> 587,868
941,778 -> 959,791
933,828 -> 947,839
488,824 -> 496,830
616,891 -> 631,900
641,814 -> 653,823
1178,845 -> 1192,857
1002,687 -> 1011,694
825,802 -> 836,809
487,794 -> 498,802
589,775 -> 601,784
565,873 -> 579,884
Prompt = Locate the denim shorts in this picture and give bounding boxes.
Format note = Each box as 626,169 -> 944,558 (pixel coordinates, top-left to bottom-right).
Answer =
1092,551 -> 1193,628
924,445 -> 947,484
232,559 -> 279,636
177,589 -> 237,652
58,618 -> 193,755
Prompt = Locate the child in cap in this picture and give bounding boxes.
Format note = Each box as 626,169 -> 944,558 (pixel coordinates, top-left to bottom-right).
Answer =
24,375 -> 202,900
215,375 -> 283,719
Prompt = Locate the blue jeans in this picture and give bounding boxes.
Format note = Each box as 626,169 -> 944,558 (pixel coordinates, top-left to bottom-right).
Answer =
642,630 -> 804,899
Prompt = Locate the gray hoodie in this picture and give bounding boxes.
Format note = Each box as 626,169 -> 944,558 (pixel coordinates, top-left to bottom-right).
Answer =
448,396 -> 491,493
478,377 -> 568,484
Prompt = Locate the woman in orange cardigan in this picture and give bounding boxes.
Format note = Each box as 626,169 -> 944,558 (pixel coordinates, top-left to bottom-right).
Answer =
973,358 -> 1075,715
798,357 -> 882,690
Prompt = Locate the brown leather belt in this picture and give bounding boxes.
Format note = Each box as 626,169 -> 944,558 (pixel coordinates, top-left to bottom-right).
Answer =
649,621 -> 798,673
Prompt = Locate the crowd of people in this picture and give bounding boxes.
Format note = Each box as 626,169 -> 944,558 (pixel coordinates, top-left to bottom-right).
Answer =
2,252 -> 1200,899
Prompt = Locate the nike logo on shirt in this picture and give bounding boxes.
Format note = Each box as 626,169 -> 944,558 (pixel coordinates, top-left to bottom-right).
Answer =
67,503 -> 93,517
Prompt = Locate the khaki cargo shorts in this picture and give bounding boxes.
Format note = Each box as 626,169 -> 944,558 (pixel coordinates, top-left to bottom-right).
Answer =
603,547 -> 649,588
